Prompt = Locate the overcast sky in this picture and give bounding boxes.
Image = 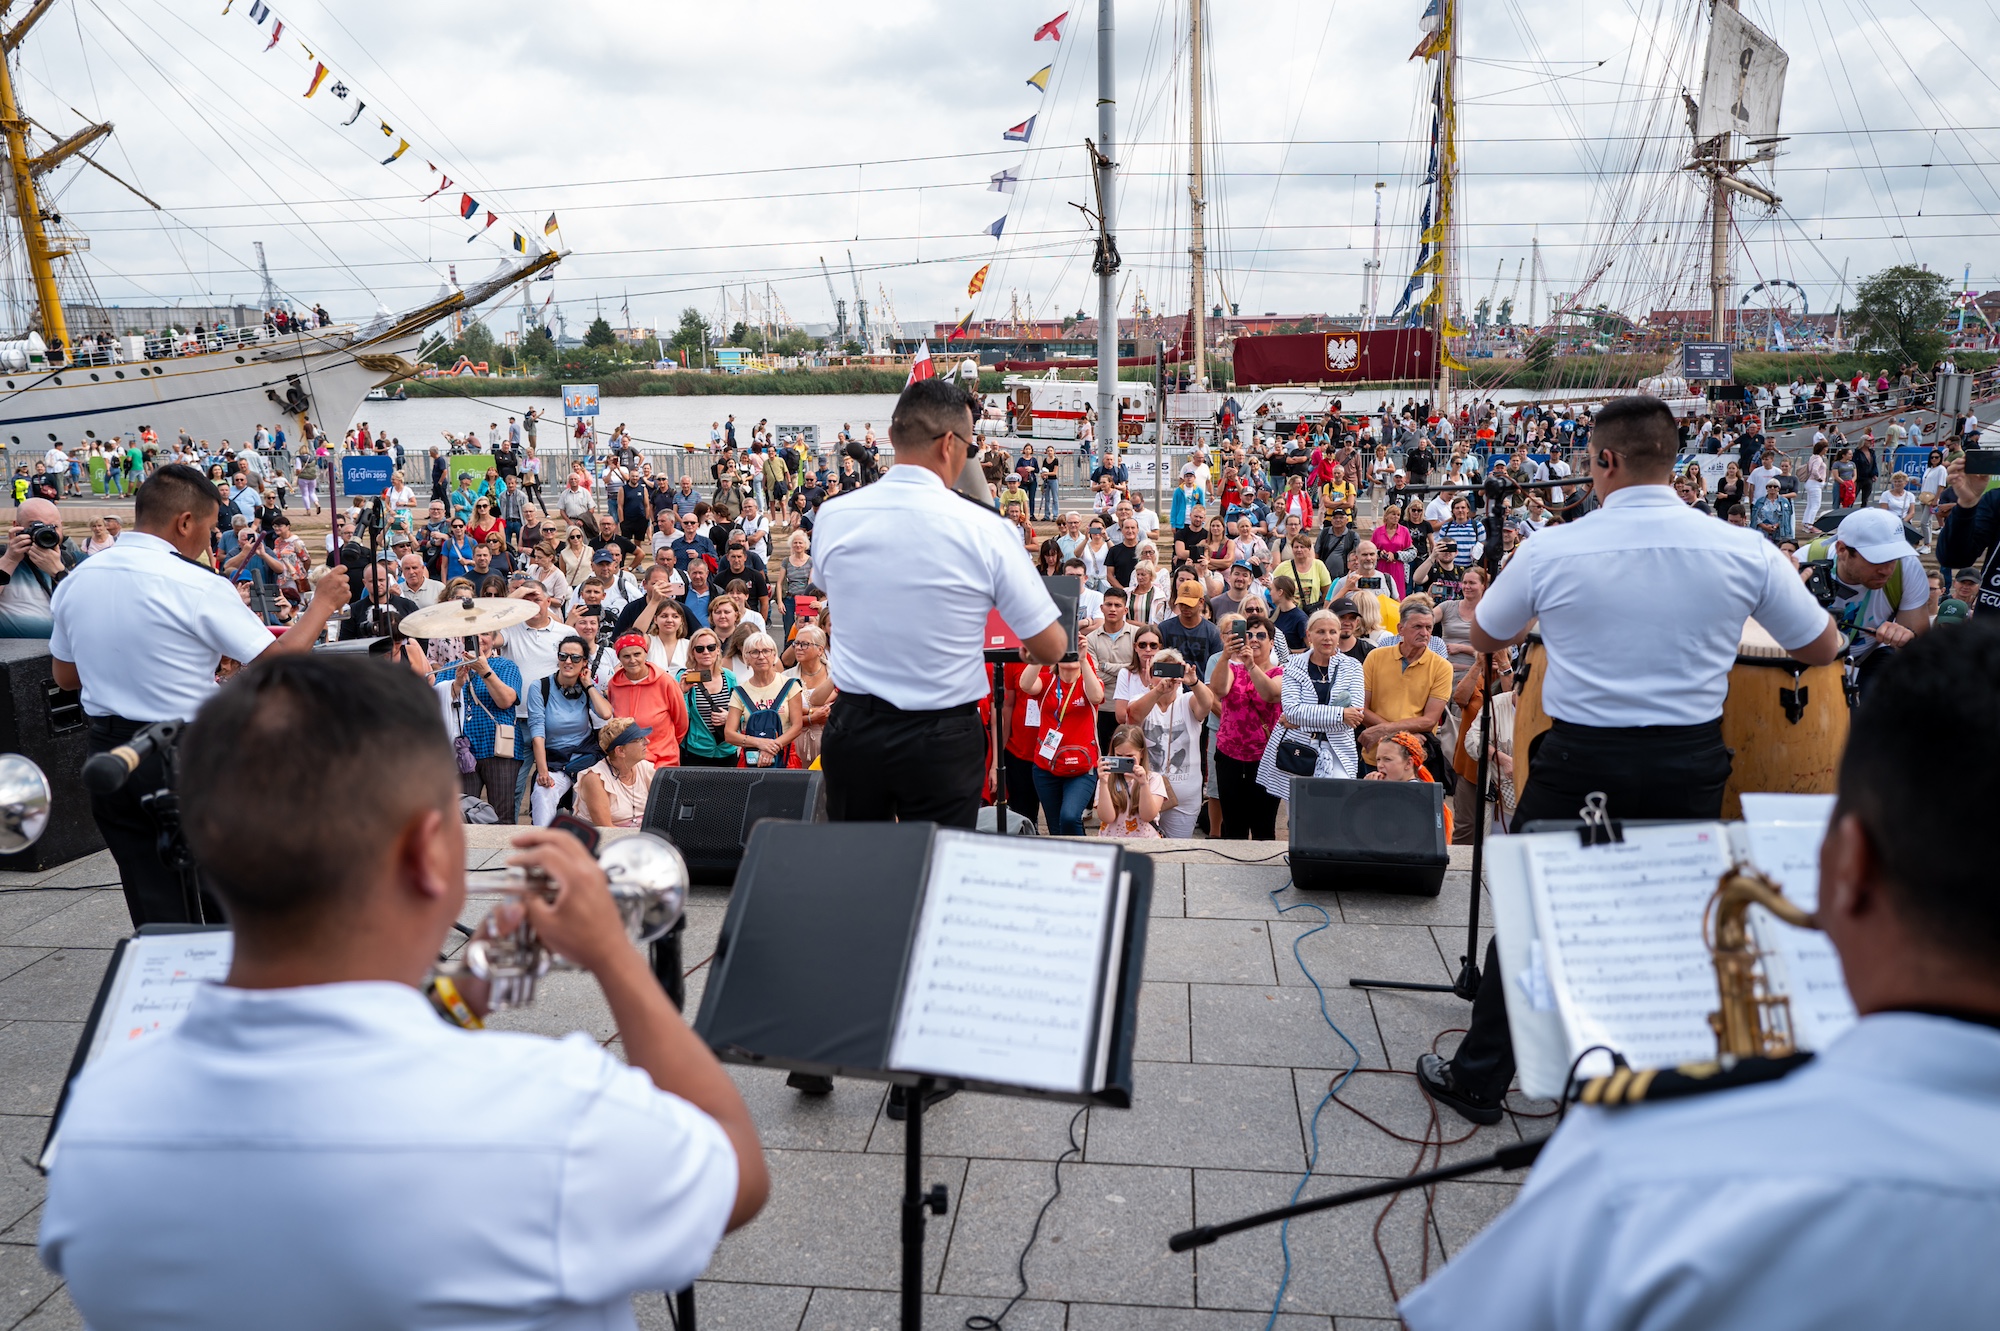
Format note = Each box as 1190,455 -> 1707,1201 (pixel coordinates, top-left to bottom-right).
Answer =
15,0 -> 2000,335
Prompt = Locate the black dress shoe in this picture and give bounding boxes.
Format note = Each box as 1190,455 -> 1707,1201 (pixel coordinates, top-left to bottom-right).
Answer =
1416,1052 -> 1504,1126
886,1083 -> 958,1121
786,1071 -> 834,1096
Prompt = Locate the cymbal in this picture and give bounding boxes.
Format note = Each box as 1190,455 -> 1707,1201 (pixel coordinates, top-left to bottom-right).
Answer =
398,596 -> 538,639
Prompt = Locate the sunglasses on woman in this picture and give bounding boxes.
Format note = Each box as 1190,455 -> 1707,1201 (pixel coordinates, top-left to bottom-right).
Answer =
691,643 -> 718,653
556,652 -> 586,664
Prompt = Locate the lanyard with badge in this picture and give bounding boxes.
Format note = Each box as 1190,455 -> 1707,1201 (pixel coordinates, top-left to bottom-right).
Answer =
1034,673 -> 1081,765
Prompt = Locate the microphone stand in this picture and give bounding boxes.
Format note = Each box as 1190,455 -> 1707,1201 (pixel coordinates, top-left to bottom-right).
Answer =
1167,1136 -> 1547,1253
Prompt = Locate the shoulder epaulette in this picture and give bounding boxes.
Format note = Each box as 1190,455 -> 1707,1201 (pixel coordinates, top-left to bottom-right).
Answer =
1572,1050 -> 1814,1107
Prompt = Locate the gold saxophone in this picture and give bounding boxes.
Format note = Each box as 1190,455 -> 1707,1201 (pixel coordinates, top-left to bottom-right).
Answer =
1706,866 -> 1820,1059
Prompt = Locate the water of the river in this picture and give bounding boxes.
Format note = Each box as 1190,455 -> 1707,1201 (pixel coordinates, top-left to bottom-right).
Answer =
345,394 -> 903,450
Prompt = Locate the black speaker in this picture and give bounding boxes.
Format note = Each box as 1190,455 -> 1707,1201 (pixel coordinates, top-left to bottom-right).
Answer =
0,640 -> 102,870
1288,778 -> 1447,896
643,767 -> 827,886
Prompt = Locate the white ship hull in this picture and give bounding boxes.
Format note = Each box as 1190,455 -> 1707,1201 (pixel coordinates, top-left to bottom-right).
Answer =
0,324 -> 422,452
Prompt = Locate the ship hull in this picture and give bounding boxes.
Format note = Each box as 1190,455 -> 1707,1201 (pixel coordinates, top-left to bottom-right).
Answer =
0,325 -> 422,451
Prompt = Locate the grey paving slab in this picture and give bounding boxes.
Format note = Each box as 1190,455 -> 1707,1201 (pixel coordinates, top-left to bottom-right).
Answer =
705,1149 -> 968,1291
1336,872 -> 1478,927
13,1287 -> 82,1330
0,1202 -> 40,1247
631,1281 -> 811,1331
0,1115 -> 49,1240
729,1066 -> 884,1153
2,895 -> 127,950
1290,1068 -> 1520,1179
0,869 -> 61,892
1190,983 -> 1385,1072
1143,918 -> 1277,986
866,1086 -> 1087,1163
0,1023 -> 80,1118
938,1158 -> 1194,1308
1086,1062 -> 1304,1173
800,1287 -> 1066,1331
1149,861 -> 1185,917
0,895 -> 72,947
1183,863 -> 1301,919
0,1240 -> 63,1331
1426,1179 -> 1521,1260
1190,1167 -> 1438,1320
1136,981 -> 1190,1063
1426,924 -> 1493,976
0,952 -> 110,1024
34,857 -> 120,891
1270,920 -> 1449,992
0,950 -> 50,987
1362,989 -> 1476,1073
1068,1303 -> 1331,1331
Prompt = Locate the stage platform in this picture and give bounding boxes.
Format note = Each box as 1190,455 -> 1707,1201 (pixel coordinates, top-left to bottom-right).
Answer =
0,837 -> 1551,1329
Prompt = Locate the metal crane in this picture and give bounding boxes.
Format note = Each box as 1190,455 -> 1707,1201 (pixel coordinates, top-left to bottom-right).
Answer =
254,241 -> 280,311
877,283 -> 903,350
846,250 -> 872,353
817,259 -> 847,345
1504,258 -> 1524,324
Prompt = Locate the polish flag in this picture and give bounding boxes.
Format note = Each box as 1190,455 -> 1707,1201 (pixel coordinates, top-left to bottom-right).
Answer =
905,341 -> 934,387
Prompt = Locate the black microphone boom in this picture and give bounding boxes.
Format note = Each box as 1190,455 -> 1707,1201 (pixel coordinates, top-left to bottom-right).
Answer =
80,720 -> 185,797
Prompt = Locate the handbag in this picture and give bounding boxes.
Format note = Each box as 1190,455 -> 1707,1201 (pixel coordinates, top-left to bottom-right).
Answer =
1274,661 -> 1340,778
450,697 -> 477,775
465,670 -> 516,761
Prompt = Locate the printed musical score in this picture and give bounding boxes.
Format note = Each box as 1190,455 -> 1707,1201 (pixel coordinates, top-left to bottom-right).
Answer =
888,830 -> 1122,1093
86,932 -> 235,1067
1742,819 -> 1858,1052
1526,824 -> 1734,1075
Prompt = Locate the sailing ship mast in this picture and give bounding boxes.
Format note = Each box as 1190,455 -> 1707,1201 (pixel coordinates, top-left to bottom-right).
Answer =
1432,0 -> 1458,410
0,0 -> 100,362
1690,0 -> 1782,345
1187,0 -> 1206,391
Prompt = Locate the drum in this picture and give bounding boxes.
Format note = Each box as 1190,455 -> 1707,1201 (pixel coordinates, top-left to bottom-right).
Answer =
1510,622 -> 1847,820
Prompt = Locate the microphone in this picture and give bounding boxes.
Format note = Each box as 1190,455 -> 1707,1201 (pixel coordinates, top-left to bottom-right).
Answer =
81,720 -> 184,796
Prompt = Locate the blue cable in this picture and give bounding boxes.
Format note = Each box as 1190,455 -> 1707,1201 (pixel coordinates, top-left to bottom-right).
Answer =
1263,883 -> 1363,1331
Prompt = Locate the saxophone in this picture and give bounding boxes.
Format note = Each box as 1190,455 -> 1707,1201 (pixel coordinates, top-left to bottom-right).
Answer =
1706,866 -> 1819,1059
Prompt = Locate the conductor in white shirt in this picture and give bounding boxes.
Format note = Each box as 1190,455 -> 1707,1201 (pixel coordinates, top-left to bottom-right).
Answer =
812,378 -> 1067,827
39,653 -> 769,1330
50,464 -> 350,927
1418,396 -> 1842,1126
1401,622 -> 2000,1331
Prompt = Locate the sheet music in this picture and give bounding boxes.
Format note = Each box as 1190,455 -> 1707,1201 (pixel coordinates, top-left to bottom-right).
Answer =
888,831 -> 1122,1093
85,931 -> 234,1067
1741,819 -> 1858,1052
1526,823 -> 1733,1077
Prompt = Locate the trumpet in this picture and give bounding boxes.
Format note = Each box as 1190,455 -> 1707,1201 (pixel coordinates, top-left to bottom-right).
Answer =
1706,865 -> 1818,1060
459,831 -> 690,1010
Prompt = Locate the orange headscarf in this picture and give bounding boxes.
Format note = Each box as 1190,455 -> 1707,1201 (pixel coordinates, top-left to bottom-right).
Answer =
1385,731 -> 1434,782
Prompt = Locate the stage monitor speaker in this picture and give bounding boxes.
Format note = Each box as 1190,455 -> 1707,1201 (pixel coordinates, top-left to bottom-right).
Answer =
0,640 -> 101,871
1287,778 -> 1446,896
642,767 -> 826,886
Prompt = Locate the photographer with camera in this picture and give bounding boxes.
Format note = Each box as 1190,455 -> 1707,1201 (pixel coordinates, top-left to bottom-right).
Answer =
1937,451 -> 2000,616
1796,508 -> 1930,658
50,465 -> 351,926
0,497 -> 82,638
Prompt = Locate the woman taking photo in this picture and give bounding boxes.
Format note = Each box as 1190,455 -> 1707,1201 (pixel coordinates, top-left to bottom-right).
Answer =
722,632 -> 805,769
784,625 -> 834,766
1019,656 -> 1105,835
678,626 -> 741,767
779,529 -> 816,634
440,630 -> 522,817
577,717 -> 656,829
1370,501 -> 1415,597
603,632 -> 688,769
1093,724 -> 1166,839
1124,647 -> 1212,839
1207,613 -> 1284,839
1257,609 -> 1366,803
1114,628 -> 1163,723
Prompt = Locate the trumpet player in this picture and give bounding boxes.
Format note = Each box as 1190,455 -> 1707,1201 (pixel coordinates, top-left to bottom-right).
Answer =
1400,621 -> 2000,1330
39,653 -> 769,1329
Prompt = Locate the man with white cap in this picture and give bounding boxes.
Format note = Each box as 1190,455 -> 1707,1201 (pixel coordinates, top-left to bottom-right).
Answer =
1797,507 -> 1929,650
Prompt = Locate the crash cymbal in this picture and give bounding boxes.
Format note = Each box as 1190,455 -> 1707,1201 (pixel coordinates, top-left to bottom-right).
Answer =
397,596 -> 539,639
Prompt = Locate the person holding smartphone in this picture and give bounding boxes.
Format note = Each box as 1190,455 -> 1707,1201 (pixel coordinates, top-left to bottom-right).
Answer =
1093,723 -> 1166,838
1123,647 -> 1212,838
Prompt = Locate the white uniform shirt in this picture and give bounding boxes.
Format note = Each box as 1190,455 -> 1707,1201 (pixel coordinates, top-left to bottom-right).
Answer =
50,532 -> 276,721
41,981 -> 737,1331
1476,486 -> 1828,727
814,465 -> 1059,709
1401,1014 -> 2000,1331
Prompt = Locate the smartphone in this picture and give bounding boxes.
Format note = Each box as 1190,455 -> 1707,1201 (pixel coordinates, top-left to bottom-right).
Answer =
1964,448 -> 2000,475
1154,661 -> 1186,679
1105,755 -> 1136,774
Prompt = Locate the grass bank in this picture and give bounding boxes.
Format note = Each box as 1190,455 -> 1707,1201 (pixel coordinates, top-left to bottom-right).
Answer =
1457,350 -> 1999,393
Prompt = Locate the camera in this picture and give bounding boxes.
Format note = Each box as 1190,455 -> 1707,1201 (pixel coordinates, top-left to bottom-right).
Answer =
24,521 -> 60,551
1964,447 -> 2000,476
1800,558 -> 1840,611
1154,661 -> 1186,679
1104,755 -> 1136,774
1354,575 -> 1385,591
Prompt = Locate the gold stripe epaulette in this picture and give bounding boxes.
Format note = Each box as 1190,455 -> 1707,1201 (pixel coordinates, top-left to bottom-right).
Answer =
1573,1051 -> 1814,1107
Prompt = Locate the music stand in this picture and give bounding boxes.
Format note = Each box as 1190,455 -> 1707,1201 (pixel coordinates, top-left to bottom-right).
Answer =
694,821 -> 1151,1331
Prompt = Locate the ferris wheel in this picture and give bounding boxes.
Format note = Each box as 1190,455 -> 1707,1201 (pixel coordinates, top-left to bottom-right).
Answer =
1740,279 -> 1809,320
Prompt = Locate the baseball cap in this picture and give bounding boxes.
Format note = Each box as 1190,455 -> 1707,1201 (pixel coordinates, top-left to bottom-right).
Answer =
1176,583 -> 1204,606
592,547 -> 617,564
1936,598 -> 1973,626
1231,558 -> 1254,572
1833,508 -> 1915,565
607,722 -> 653,748
1329,595 -> 1361,617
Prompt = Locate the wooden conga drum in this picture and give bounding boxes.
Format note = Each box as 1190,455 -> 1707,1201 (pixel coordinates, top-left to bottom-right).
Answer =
1720,619 -> 1847,819
1511,632 -> 1552,797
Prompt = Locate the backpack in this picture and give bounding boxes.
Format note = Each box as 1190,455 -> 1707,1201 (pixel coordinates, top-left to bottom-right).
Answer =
1802,535 -> 1902,612
733,678 -> 798,767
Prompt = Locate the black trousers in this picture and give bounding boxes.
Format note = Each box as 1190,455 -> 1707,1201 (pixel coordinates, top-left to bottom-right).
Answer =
88,716 -> 222,929
821,693 -> 985,828
1003,749 -> 1043,826
1449,718 -> 1730,1102
1215,752 -> 1279,840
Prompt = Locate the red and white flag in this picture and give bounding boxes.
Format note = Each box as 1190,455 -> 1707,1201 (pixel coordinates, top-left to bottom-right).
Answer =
905,340 -> 934,387
1034,11 -> 1068,41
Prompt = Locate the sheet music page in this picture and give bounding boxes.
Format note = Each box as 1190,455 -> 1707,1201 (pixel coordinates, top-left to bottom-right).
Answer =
1741,819 -> 1857,1052
888,831 -> 1121,1093
85,931 -> 234,1067
1527,823 -> 1732,1076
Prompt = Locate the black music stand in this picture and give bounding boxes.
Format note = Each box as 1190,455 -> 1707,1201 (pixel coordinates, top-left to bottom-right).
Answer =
694,821 -> 1151,1331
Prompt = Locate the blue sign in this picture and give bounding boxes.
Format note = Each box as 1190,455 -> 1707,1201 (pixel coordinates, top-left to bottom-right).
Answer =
341,455 -> 394,497
563,383 -> 600,418
1680,343 -> 1733,380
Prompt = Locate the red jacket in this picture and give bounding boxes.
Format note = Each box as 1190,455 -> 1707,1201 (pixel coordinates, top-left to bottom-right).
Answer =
607,663 -> 690,767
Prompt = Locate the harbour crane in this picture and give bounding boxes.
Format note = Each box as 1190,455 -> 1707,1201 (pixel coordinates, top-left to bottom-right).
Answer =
877,283 -> 902,350
818,258 -> 847,344
846,250 -> 872,353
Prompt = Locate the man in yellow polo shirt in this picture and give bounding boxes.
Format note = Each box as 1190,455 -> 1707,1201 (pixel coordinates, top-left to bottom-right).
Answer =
1360,597 -> 1451,754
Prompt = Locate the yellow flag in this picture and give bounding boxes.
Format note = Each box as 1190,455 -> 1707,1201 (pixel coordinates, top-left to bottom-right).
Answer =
1413,251 -> 1444,277
968,263 -> 991,298
1026,64 -> 1052,92
1421,221 -> 1447,246
1441,352 -> 1471,372
1421,284 -> 1445,309
1443,319 -> 1469,337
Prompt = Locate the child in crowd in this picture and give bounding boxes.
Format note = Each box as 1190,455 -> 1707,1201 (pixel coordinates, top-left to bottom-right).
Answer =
1093,724 -> 1168,839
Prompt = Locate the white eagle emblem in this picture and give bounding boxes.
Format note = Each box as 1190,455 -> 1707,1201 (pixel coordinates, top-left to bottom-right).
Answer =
1326,337 -> 1359,371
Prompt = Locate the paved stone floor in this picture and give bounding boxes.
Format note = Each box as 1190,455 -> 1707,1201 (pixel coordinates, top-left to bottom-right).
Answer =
0,838 -> 1553,1330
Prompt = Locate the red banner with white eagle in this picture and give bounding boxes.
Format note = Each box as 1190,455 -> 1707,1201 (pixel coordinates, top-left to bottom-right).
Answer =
1231,330 -> 1437,386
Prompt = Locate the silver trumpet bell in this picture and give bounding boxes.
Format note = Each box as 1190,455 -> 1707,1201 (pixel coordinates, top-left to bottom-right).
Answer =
464,831 -> 689,1010
0,753 -> 52,854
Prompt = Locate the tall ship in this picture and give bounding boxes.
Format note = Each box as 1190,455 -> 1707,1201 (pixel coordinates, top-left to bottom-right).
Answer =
0,1 -> 555,453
